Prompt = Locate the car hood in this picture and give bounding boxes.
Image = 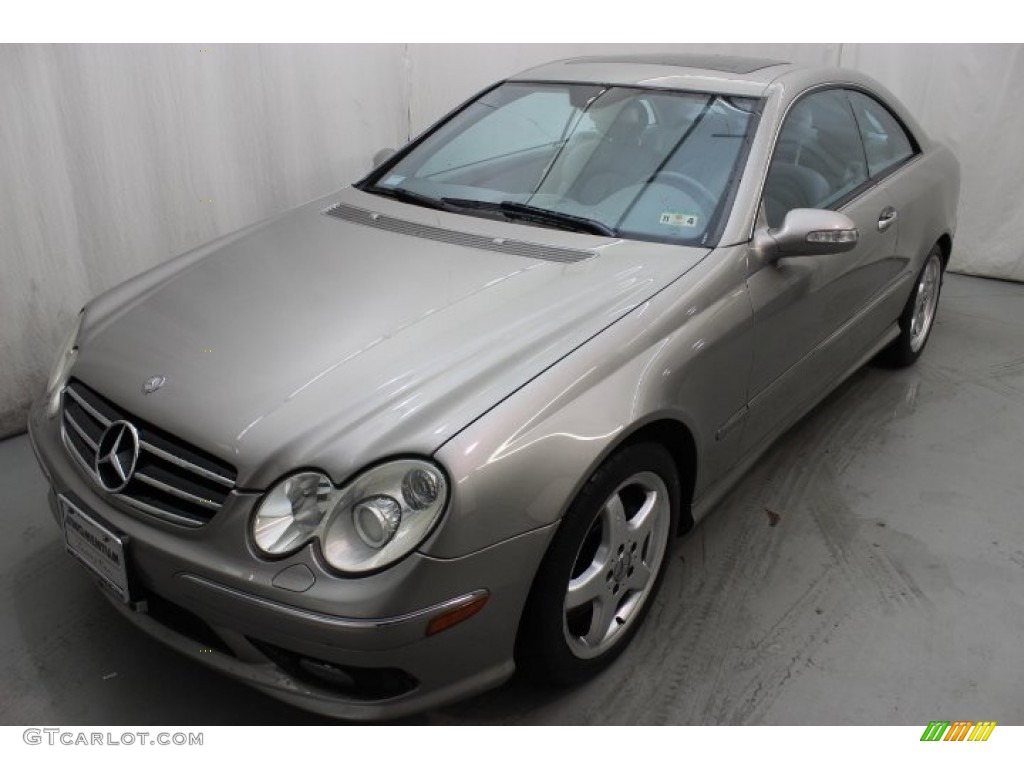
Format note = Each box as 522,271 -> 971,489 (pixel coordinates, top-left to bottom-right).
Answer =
73,188 -> 710,488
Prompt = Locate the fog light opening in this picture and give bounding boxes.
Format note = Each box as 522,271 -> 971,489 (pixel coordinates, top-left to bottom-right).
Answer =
425,592 -> 489,637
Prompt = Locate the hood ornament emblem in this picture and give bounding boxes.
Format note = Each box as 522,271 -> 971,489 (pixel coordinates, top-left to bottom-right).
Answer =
143,375 -> 166,395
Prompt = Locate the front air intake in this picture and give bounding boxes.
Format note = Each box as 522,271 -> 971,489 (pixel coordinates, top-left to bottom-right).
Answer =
323,202 -> 596,264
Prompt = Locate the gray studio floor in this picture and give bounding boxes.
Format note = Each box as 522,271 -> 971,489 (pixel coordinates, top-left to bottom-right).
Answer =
1,273 -> 1022,726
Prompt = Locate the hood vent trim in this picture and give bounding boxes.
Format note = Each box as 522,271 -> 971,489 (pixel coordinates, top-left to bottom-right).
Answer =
323,202 -> 596,264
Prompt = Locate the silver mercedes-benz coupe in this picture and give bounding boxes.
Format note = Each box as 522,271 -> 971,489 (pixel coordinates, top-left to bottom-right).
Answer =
29,53 -> 959,719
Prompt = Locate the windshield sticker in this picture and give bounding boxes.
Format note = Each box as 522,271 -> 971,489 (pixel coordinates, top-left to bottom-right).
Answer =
381,174 -> 405,187
659,212 -> 699,228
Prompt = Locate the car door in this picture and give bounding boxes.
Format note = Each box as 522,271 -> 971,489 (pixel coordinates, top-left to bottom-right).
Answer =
846,88 -> 924,277
742,88 -> 901,453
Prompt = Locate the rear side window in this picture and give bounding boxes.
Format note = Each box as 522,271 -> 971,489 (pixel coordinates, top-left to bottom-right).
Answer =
763,89 -> 868,228
847,91 -> 917,178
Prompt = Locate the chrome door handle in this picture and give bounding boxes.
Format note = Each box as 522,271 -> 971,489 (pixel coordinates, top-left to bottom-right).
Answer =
878,207 -> 898,232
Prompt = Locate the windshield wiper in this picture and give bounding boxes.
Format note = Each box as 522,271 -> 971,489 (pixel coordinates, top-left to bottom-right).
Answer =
366,189 -> 616,237
498,202 -> 616,237
438,197 -> 507,213
364,185 -> 458,213
441,198 -> 616,236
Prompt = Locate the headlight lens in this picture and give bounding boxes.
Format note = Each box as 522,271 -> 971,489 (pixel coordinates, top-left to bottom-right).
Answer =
252,472 -> 334,555
252,459 -> 448,574
45,312 -> 84,418
352,495 -> 402,548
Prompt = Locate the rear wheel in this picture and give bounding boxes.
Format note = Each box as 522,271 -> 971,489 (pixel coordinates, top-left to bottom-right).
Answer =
516,443 -> 678,685
880,244 -> 944,367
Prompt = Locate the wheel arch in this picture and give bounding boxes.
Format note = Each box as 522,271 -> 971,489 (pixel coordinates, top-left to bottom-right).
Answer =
566,415 -> 700,539
936,232 -> 953,270
513,417 -> 699,678
612,418 -> 698,536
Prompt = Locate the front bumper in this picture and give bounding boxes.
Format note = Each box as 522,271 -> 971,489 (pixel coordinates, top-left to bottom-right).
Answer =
28,398 -> 555,720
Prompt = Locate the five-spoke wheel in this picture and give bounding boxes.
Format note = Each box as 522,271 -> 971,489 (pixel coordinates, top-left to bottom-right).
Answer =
517,443 -> 679,684
910,252 -> 942,354
563,471 -> 670,659
880,243 -> 945,367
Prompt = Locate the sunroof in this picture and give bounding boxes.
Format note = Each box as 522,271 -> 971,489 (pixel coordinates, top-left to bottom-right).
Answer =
566,53 -> 789,75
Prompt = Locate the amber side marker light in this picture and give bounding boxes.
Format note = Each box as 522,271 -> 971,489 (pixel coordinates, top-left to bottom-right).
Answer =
426,592 -> 489,637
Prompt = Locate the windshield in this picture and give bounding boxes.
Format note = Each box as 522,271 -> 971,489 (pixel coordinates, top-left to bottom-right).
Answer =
362,82 -> 760,246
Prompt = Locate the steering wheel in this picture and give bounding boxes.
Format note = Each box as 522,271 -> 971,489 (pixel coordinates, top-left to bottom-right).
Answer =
654,171 -> 718,215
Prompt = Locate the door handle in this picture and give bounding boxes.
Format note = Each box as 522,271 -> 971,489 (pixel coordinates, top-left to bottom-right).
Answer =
878,207 -> 898,232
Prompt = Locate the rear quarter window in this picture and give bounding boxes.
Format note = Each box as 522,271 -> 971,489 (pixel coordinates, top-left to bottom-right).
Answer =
847,91 -> 918,178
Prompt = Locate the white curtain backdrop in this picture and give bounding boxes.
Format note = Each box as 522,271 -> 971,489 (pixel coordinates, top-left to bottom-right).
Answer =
0,44 -> 408,436
1,43 -> 1020,437
839,44 -> 1024,282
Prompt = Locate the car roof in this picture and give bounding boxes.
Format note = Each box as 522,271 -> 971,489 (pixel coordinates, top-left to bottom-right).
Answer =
511,53 -> 800,97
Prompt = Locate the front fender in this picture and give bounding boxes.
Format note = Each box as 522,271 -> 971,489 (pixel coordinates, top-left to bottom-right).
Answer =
425,245 -> 753,559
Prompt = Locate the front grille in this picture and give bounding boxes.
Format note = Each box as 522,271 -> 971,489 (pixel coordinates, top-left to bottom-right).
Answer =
61,379 -> 237,528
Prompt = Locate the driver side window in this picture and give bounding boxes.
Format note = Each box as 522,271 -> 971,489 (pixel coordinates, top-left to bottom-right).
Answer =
763,89 -> 868,228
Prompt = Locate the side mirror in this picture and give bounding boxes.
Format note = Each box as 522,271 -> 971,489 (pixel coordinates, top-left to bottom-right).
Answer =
753,208 -> 859,261
372,148 -> 396,169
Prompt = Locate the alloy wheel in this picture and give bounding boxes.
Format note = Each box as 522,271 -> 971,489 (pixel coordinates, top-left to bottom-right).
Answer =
562,471 -> 671,659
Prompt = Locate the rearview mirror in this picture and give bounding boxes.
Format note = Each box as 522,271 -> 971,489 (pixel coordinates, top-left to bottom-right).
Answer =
754,208 -> 859,260
372,148 -> 396,169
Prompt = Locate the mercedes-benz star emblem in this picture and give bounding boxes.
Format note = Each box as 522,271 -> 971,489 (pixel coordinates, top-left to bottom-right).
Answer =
143,375 -> 166,395
95,420 -> 141,492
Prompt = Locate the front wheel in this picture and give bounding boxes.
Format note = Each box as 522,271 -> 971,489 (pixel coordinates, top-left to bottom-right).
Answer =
516,443 -> 678,685
880,245 -> 944,367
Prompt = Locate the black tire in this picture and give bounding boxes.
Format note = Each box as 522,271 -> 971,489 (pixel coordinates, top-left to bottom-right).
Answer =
516,443 -> 680,686
879,244 -> 945,367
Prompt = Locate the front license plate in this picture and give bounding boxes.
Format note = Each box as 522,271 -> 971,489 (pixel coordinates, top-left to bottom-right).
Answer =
60,497 -> 132,603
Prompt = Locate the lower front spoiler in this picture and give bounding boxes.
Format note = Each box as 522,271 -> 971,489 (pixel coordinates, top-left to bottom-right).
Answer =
100,582 -> 516,722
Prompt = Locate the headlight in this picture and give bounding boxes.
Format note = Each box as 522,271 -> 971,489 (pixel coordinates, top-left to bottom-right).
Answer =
45,312 -> 84,418
252,472 -> 334,555
252,459 -> 448,574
